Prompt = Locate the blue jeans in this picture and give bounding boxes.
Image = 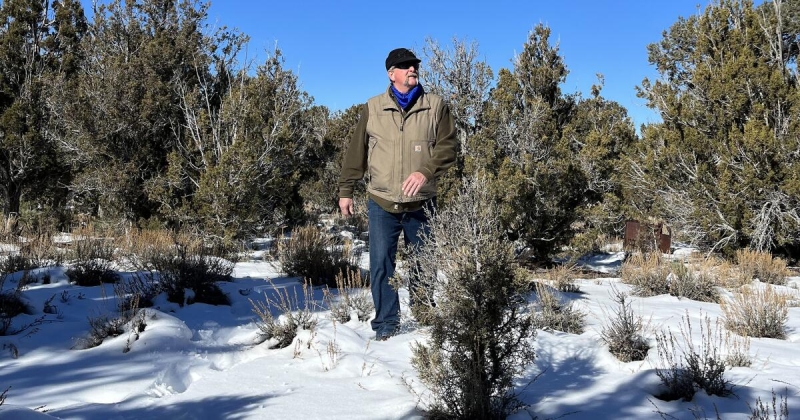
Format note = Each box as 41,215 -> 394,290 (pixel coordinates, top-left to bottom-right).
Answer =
368,198 -> 434,336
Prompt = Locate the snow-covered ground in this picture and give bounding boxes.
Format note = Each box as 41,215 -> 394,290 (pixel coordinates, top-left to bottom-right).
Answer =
1,247 -> 799,419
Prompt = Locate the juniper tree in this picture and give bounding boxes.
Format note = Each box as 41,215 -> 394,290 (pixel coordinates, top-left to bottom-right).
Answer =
299,104 -> 362,215
48,0 -> 211,222
630,0 -> 800,258
474,24 -> 586,259
0,0 -> 61,218
562,77 -> 637,252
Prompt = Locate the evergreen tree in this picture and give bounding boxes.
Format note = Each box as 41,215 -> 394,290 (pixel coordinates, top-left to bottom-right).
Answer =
476,24 -> 586,260
562,76 -> 637,252
48,0 -> 209,222
632,0 -> 799,258
410,176 -> 536,419
299,104 -> 362,216
149,47 -> 324,239
0,0 -> 56,218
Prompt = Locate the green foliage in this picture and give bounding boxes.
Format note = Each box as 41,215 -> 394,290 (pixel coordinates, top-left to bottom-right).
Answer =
631,0 -> 800,257
460,25 -> 637,260
300,104 -> 363,215
562,78 -> 637,249
0,0 -> 74,217
409,176 -> 536,419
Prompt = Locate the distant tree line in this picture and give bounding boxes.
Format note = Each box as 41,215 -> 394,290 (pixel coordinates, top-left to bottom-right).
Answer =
1,0 -> 797,261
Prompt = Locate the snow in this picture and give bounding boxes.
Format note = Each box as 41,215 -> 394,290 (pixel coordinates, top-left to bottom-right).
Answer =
2,246 -> 800,419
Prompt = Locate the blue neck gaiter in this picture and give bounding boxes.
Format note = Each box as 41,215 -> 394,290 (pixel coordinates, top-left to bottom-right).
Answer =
391,85 -> 421,110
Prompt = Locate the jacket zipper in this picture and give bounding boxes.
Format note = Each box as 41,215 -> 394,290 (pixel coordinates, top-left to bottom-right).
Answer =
398,110 -> 405,203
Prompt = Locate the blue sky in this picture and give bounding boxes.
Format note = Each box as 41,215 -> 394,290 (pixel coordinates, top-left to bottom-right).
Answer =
204,1 -> 724,129
80,1 -> 736,128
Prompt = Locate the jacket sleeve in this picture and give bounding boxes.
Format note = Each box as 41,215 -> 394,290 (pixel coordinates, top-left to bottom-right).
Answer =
337,104 -> 370,199
418,102 -> 458,181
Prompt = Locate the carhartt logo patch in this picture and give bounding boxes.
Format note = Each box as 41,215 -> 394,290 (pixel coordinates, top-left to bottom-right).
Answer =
414,145 -> 422,152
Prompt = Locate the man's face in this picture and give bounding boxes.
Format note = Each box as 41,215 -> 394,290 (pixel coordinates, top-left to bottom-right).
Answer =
389,61 -> 419,92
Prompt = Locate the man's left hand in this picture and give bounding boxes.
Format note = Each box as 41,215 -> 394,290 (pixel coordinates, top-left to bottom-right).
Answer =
402,172 -> 428,197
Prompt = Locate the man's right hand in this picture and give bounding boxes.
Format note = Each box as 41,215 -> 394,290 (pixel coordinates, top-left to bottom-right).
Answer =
339,197 -> 354,217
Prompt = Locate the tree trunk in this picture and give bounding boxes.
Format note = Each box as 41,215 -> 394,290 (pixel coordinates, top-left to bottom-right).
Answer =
3,181 -> 21,216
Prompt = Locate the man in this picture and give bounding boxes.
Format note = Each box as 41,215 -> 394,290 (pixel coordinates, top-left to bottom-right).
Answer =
338,47 -> 458,341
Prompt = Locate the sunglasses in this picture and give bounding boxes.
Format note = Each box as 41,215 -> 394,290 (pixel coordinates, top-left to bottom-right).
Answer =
394,62 -> 419,70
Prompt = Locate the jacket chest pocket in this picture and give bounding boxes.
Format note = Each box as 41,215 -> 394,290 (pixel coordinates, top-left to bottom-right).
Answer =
407,139 -> 434,176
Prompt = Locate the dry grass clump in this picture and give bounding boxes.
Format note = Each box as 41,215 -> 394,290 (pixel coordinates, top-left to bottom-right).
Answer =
251,281 -> 318,349
533,282 -> 585,334
119,229 -> 177,270
713,258 -> 749,289
668,261 -> 720,303
278,224 -> 361,288
654,313 -> 732,402
600,287 -> 649,362
721,284 -> 788,339
621,253 -> 721,302
735,249 -> 790,286
546,264 -> 581,293
724,331 -> 752,368
748,389 -> 790,420
324,269 -> 373,323
122,230 -> 235,306
65,226 -> 119,286
620,252 -> 671,296
20,231 -> 64,269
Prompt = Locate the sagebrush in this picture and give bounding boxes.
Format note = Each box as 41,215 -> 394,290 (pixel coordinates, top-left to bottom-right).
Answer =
654,312 -> 732,401
278,224 -> 362,287
600,286 -> 649,362
408,176 -> 537,420
721,285 -> 788,339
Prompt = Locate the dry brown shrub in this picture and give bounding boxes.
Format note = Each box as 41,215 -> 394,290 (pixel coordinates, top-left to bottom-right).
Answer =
622,253 -> 726,302
277,224 -> 361,287
324,269 -> 373,323
119,229 -> 235,306
547,264 -> 581,293
65,226 -> 119,286
533,282 -> 585,334
620,252 -> 670,296
736,249 -> 790,286
713,258 -> 749,289
251,280 -> 318,349
721,285 -> 788,339
668,261 -> 720,303
600,286 -> 649,362
654,313 -> 733,401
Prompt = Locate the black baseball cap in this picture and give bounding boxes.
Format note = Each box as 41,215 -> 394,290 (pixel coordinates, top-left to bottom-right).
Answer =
385,48 -> 421,70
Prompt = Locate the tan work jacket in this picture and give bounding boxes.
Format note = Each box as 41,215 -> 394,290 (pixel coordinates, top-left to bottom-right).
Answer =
338,86 -> 458,211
